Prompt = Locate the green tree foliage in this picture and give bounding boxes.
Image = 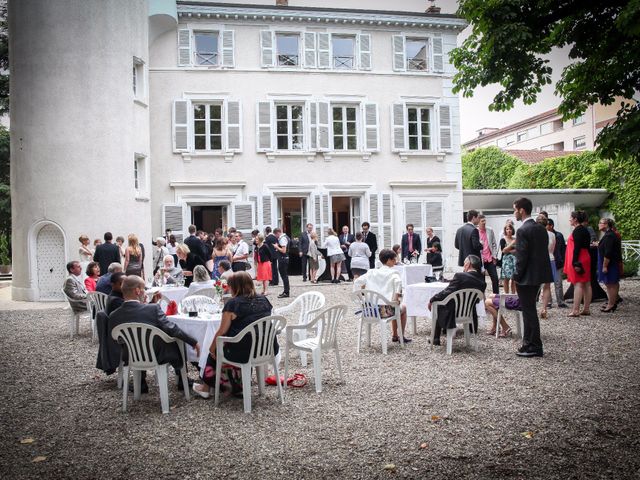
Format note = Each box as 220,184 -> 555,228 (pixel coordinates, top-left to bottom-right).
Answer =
451,0 -> 640,162
463,147 -> 640,238
461,146 -> 522,189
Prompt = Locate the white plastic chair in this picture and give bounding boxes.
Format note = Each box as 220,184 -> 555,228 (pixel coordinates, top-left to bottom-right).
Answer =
184,287 -> 216,300
111,323 -> 190,414
86,291 -> 109,342
430,288 -> 484,355
496,293 -> 524,339
214,315 -> 286,414
284,305 -> 346,393
61,288 -> 90,338
352,289 -> 404,354
180,294 -> 219,314
274,291 -> 325,366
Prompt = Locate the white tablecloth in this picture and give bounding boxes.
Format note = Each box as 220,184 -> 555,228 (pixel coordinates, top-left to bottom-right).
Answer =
152,286 -> 189,304
393,264 -> 434,287
168,313 -> 221,369
404,282 -> 486,323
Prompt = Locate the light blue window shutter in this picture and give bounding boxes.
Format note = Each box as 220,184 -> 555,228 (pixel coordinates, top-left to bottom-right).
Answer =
178,28 -> 191,67
358,34 -> 371,70
392,102 -> 406,152
225,100 -> 242,152
432,35 -> 444,73
222,30 -> 235,68
317,33 -> 330,69
172,99 -> 190,152
392,35 -> 405,71
260,30 -> 274,67
256,101 -> 273,152
317,101 -> 330,151
363,102 -> 379,152
439,104 -> 452,150
304,32 -> 317,68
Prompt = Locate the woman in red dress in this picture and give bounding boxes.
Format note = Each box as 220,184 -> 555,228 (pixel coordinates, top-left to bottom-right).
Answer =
255,233 -> 272,295
84,262 -> 100,292
564,211 -> 592,317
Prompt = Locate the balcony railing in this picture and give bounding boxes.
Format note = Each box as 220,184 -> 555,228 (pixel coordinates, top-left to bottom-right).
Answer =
195,52 -> 218,66
333,55 -> 355,69
407,58 -> 427,71
277,54 -> 299,66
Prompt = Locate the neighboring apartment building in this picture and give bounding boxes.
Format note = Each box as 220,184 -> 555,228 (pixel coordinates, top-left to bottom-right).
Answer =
9,0 -> 466,301
463,103 -> 620,153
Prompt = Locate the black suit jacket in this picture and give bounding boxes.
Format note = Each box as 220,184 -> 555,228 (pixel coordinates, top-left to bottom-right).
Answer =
401,232 -> 422,261
109,301 -> 198,369
363,231 -> 377,255
96,311 -> 121,374
513,218 -> 553,286
185,235 -> 207,263
299,231 -> 311,254
454,223 -> 482,266
429,270 -> 486,330
93,242 -> 121,276
339,233 -> 355,256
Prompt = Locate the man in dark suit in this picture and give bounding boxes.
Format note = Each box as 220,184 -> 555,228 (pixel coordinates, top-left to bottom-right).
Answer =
264,226 -> 279,286
428,255 -> 486,345
184,224 -> 207,264
339,225 -> 356,280
298,223 -> 313,282
454,210 -> 482,267
362,222 -> 378,269
93,232 -> 121,276
109,275 -> 201,392
105,272 -> 125,315
401,223 -> 422,263
512,197 -> 553,358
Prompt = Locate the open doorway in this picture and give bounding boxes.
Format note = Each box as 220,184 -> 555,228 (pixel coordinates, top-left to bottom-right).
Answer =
331,196 -> 361,234
191,205 -> 227,232
278,197 -> 307,238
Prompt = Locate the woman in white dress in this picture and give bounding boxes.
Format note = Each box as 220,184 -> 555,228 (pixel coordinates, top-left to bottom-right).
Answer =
323,228 -> 344,283
348,232 -> 371,280
78,235 -> 93,277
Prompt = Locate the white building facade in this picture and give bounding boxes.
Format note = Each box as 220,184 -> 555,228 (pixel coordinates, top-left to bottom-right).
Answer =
9,0 -> 467,301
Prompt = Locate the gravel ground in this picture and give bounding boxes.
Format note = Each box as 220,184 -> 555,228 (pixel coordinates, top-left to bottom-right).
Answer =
1,279 -> 639,479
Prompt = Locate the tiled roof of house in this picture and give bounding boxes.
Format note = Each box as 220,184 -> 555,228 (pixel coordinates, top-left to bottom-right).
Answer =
505,149 -> 579,164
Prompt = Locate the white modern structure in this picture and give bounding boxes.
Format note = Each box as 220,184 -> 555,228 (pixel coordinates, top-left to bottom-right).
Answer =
9,0 -> 467,301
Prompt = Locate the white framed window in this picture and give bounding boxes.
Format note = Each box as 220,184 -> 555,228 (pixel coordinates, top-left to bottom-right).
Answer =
332,105 -> 358,150
276,103 -> 305,150
132,57 -> 145,101
393,34 -> 444,73
505,134 -> 516,146
276,33 -> 300,67
332,35 -> 356,69
392,102 -> 450,152
177,27 -> 234,68
407,106 -> 432,150
134,153 -> 148,198
172,98 -> 242,154
540,119 -> 563,135
517,130 -> 527,142
572,114 -> 585,126
496,137 -> 507,148
573,136 -> 586,150
527,126 -> 539,139
405,38 -> 428,71
193,103 -> 223,151
193,31 -> 219,66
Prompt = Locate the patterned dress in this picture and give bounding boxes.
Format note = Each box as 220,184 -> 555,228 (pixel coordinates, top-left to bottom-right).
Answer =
499,238 -> 516,280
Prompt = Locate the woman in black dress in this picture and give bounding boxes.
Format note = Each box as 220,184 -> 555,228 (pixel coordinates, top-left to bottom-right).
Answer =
193,271 -> 276,398
597,218 -> 622,312
176,243 -> 206,287
425,227 -> 441,264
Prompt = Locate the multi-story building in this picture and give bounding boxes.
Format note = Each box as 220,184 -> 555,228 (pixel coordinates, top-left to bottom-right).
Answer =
9,0 -> 466,301
463,103 -> 620,152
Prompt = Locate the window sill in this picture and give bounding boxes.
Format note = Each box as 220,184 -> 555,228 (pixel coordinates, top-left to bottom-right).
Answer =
265,151 -> 316,163
322,151 -> 373,162
181,151 -> 235,163
133,99 -> 148,108
397,151 -> 446,162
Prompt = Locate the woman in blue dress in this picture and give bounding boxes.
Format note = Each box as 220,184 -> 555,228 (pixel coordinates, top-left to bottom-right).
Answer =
211,238 -> 232,279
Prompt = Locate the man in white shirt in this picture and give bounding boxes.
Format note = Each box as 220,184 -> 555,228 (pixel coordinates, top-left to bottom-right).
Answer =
231,231 -> 250,272
274,228 -> 290,298
63,261 -> 88,313
353,249 -> 411,343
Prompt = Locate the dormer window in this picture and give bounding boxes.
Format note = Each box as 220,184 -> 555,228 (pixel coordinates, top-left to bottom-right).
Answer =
276,33 -> 300,67
194,31 -> 219,66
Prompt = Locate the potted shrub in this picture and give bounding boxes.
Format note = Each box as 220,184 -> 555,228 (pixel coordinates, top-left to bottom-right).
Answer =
0,233 -> 11,274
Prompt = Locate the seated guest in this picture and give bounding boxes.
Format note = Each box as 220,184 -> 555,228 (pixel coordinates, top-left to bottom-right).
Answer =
176,243 -> 206,287
84,262 -> 100,292
187,265 -> 215,295
218,260 -> 233,281
392,244 -> 402,264
154,254 -> 183,286
353,249 -> 410,343
484,293 -> 518,337
430,242 -> 443,272
348,232 -> 371,280
428,255 -> 486,346
95,262 -> 123,295
105,272 -> 126,315
193,271 -> 276,398
63,261 -> 88,313
110,276 -> 201,393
